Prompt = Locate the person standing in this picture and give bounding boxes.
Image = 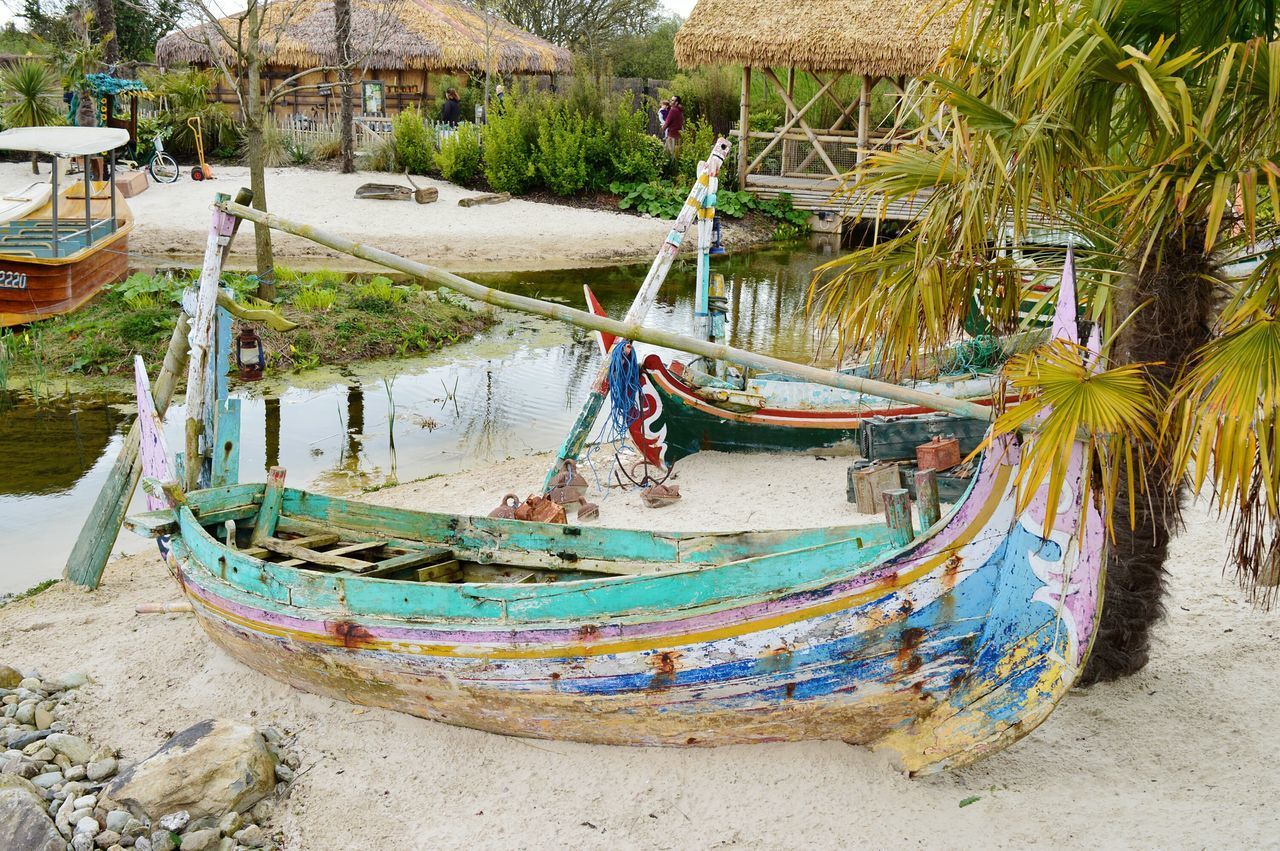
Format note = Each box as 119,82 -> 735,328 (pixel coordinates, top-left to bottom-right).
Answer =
663,95 -> 685,154
441,89 -> 462,126
658,99 -> 671,141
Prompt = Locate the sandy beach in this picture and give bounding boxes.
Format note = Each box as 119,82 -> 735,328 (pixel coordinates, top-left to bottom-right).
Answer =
2,450 -> 1277,849
0,162 -> 677,273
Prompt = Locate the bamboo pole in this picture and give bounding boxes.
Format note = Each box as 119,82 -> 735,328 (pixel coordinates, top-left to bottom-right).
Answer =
738,67 -> 751,183
215,197 -> 996,423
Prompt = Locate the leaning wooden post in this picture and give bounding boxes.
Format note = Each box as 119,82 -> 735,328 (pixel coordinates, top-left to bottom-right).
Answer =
250,466 -> 287,546
856,75 -> 872,165
738,67 -> 751,185
883,488 -> 915,547
915,468 -> 941,530
184,197 -> 240,492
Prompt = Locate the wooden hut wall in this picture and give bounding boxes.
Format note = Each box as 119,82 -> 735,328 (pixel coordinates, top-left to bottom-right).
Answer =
204,65 -> 470,119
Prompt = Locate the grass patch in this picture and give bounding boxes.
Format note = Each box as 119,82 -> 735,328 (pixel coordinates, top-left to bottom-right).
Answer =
1,578 -> 57,607
3,268 -> 494,379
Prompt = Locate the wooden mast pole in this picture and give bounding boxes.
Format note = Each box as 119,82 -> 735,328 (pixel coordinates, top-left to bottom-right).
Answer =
738,67 -> 751,184
857,75 -> 872,165
217,195 -> 996,424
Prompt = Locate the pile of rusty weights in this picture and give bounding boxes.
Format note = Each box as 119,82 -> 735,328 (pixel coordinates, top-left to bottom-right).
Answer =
488,460 -> 599,524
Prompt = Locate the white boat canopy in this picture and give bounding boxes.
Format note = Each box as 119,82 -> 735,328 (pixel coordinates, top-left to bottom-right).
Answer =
0,127 -> 130,157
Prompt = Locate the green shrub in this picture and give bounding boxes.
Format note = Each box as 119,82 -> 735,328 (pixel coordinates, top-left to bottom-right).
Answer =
293,287 -> 337,313
393,106 -> 435,174
112,272 -> 182,309
606,99 -> 665,184
435,123 -> 482,184
350,276 -> 408,312
674,119 -> 718,183
483,85 -> 545,194
535,108 -> 590,196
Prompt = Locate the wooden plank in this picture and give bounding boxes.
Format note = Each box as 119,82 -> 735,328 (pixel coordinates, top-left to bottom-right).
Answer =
278,539 -> 385,567
210,398 -> 241,488
415,559 -> 462,582
259,535 -> 368,569
63,313 -> 190,588
747,71 -> 838,175
250,466 -> 287,546
360,547 -> 455,577
915,468 -> 942,529
882,487 -> 915,547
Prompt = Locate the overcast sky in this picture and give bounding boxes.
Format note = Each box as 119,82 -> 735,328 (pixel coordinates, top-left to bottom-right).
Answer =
0,0 -> 699,29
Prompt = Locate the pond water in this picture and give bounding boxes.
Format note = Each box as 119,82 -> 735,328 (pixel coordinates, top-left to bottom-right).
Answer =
0,242 -> 844,595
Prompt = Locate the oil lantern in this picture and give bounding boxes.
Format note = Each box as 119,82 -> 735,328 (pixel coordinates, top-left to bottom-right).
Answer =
236,328 -> 266,381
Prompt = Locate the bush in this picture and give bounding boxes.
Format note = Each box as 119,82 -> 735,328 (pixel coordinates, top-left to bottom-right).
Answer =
358,134 -> 398,173
610,180 -> 687,218
350,276 -> 408,313
606,98 -> 666,185
483,85 -> 544,194
673,119 -> 717,183
393,106 -> 435,175
435,123 -> 482,184
535,108 -> 590,196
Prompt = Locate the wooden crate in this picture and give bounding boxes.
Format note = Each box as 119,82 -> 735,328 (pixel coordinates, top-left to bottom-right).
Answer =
851,463 -> 901,514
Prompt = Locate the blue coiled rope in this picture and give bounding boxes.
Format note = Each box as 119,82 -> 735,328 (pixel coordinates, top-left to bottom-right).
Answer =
606,341 -> 643,435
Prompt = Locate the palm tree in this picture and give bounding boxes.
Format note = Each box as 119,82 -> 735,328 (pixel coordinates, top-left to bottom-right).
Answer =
811,0 -> 1280,683
0,60 -> 64,174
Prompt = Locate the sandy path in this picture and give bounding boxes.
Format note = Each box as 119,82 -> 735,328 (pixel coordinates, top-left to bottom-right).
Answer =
3,450 -> 1278,848
0,162 -> 674,273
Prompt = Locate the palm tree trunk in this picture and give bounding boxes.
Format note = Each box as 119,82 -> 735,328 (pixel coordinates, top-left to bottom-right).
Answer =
95,0 -> 118,66
1080,226 -> 1214,684
335,0 -> 354,173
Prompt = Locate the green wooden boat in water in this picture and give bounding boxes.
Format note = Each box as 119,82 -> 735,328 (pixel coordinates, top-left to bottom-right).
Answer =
124,198 -> 1104,774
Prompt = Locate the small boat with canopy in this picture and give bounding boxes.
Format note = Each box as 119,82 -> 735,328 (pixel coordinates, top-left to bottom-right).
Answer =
0,126 -> 133,327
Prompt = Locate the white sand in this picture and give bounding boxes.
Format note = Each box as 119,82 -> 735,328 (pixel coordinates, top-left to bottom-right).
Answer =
0,162 -> 674,272
3,450 -> 1278,848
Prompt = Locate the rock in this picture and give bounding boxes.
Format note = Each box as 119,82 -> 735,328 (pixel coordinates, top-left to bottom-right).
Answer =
56,789 -> 78,835
15,702 -> 35,724
72,834 -> 94,851
88,758 -> 119,781
55,672 -> 91,690
70,807 -> 94,824
32,770 -> 63,788
32,746 -> 55,762
135,838 -> 152,851
73,793 -> 97,810
66,764 -> 88,781
232,824 -> 265,848
75,814 -> 101,834
158,811 -> 190,832
122,816 -> 147,838
96,830 -> 123,848
248,799 -> 272,824
0,771 -> 43,797
34,705 -> 54,730
107,721 -> 275,820
4,757 -> 39,779
214,839 -> 235,851
46,733 -> 94,764
18,677 -> 41,691
106,809 -> 133,832
187,815 -> 219,833
273,763 -> 294,783
0,665 -> 22,689
179,828 -> 220,851
9,728 -> 51,749
217,810 -> 242,835
0,784 -> 64,851
149,830 -> 178,851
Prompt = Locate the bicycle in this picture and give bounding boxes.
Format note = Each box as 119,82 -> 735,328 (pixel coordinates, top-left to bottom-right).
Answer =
144,129 -> 179,184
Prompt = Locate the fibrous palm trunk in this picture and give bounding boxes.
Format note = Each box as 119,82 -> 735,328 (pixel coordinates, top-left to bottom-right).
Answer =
95,0 -> 118,66
1080,226 -> 1214,683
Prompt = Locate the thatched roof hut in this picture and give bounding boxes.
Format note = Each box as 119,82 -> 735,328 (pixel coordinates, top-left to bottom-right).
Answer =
156,0 -> 571,76
673,0 -> 958,77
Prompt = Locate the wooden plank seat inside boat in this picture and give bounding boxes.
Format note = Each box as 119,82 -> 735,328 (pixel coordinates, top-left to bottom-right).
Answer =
242,531 -> 463,583
0,218 -> 117,258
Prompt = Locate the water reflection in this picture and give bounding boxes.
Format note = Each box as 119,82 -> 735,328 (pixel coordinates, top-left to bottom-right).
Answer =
0,244 -> 841,593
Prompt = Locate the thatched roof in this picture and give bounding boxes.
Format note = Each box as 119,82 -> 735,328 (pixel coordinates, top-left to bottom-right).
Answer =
674,0 -> 960,77
156,0 -> 571,75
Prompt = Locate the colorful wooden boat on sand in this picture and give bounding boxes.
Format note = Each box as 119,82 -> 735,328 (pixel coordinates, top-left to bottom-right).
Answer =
0,127 -> 133,328
125,199 -> 1103,773
585,285 -> 1020,468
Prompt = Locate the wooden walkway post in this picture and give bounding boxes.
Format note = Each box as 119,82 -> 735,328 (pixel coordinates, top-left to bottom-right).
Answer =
738,67 -> 751,184
915,468 -> 941,530
883,488 -> 915,547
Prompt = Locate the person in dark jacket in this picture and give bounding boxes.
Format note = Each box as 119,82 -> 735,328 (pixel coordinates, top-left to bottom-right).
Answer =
440,89 -> 461,126
662,95 -> 685,154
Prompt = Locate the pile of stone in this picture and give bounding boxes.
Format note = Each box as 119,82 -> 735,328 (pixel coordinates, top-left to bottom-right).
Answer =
0,664 -> 300,851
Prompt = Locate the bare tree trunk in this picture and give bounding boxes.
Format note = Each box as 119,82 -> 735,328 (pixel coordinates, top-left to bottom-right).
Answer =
1080,227 -> 1214,684
95,0 -> 118,66
76,87 -> 97,127
335,0 -> 354,173
245,6 -> 276,300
